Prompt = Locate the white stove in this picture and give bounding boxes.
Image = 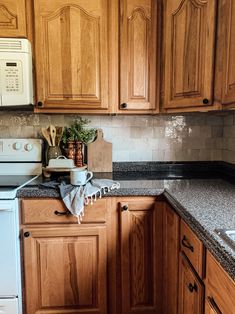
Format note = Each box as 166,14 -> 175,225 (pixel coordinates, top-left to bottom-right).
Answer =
0,138 -> 42,199
0,138 -> 42,314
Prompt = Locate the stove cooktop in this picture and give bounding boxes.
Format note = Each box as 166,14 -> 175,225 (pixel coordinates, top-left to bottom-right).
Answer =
0,175 -> 38,199
0,175 -> 38,188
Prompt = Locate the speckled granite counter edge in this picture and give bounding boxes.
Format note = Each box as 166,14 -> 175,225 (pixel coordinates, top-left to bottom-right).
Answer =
164,190 -> 235,281
17,187 -> 165,198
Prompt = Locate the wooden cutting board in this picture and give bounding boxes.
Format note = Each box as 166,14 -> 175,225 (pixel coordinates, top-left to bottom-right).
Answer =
87,129 -> 112,172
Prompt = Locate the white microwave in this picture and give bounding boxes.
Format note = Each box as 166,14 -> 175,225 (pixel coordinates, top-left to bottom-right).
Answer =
0,38 -> 33,107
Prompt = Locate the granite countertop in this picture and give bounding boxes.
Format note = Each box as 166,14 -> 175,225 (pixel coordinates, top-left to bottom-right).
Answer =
18,173 -> 235,280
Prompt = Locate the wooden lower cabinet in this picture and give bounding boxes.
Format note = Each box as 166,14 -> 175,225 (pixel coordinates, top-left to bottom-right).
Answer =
23,226 -> 107,314
22,197 -> 235,314
178,253 -> 204,314
205,251 -> 235,314
118,197 -> 162,314
21,198 -> 110,314
162,203 -> 180,314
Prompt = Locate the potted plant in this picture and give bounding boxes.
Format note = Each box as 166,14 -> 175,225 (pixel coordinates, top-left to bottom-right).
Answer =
61,117 -> 96,167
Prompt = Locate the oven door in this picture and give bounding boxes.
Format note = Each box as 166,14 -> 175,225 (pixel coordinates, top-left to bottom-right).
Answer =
0,299 -> 18,314
0,200 -> 20,297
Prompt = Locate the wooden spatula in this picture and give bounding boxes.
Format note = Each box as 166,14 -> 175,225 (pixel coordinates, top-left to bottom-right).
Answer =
41,127 -> 52,146
49,125 -> 56,146
55,126 -> 64,146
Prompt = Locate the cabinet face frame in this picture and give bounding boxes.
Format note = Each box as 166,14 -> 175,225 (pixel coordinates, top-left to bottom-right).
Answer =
162,0 -> 219,113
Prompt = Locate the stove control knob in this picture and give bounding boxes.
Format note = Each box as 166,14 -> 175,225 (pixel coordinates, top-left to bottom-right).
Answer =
13,142 -> 22,150
25,143 -> 33,152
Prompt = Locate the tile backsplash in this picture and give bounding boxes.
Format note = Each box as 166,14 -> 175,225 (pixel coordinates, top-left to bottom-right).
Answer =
223,112 -> 235,164
0,111 -> 233,163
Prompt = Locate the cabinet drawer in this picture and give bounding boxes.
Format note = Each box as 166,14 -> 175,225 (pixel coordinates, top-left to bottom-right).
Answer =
21,199 -> 107,224
180,220 -> 204,277
206,251 -> 235,314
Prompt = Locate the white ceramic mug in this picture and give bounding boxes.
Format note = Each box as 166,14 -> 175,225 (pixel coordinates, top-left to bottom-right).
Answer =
70,169 -> 93,185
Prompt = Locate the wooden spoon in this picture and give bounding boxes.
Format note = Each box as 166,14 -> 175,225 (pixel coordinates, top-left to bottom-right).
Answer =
49,125 -> 56,146
55,126 -> 64,146
41,127 -> 52,146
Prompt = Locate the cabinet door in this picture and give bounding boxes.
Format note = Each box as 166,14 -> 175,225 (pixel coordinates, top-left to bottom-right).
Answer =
0,0 -> 26,37
163,0 -> 217,111
206,251 -> 235,314
162,203 -> 180,314
23,226 -> 107,314
119,198 -> 160,314
178,253 -> 204,314
215,0 -> 235,107
120,0 -> 159,112
34,0 -> 109,112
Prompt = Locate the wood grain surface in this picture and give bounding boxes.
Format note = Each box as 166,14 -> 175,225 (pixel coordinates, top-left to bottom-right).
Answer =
87,129 -> 112,173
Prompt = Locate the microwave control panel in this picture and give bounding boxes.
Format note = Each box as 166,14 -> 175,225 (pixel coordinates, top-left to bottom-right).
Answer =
3,60 -> 23,94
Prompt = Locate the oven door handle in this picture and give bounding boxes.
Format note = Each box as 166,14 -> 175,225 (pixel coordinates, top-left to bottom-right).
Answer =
0,206 -> 13,212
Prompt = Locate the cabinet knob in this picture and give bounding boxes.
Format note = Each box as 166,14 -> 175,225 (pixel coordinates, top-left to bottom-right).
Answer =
120,103 -> 128,109
203,98 -> 209,104
122,205 -> 129,211
188,283 -> 197,293
37,101 -> 43,107
24,231 -> 30,238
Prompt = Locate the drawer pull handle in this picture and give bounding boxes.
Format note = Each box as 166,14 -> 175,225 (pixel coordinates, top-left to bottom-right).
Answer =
54,210 -> 71,216
182,235 -> 194,252
207,297 -> 222,314
188,283 -> 197,293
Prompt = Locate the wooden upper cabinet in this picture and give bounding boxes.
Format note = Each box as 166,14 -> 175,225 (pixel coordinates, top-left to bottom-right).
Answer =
215,0 -> 235,108
162,0 -> 218,112
0,0 -> 27,37
119,0 -> 159,113
33,0 -> 111,112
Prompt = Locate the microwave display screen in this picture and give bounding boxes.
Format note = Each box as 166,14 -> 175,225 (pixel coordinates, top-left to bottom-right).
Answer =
6,62 -> 17,67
